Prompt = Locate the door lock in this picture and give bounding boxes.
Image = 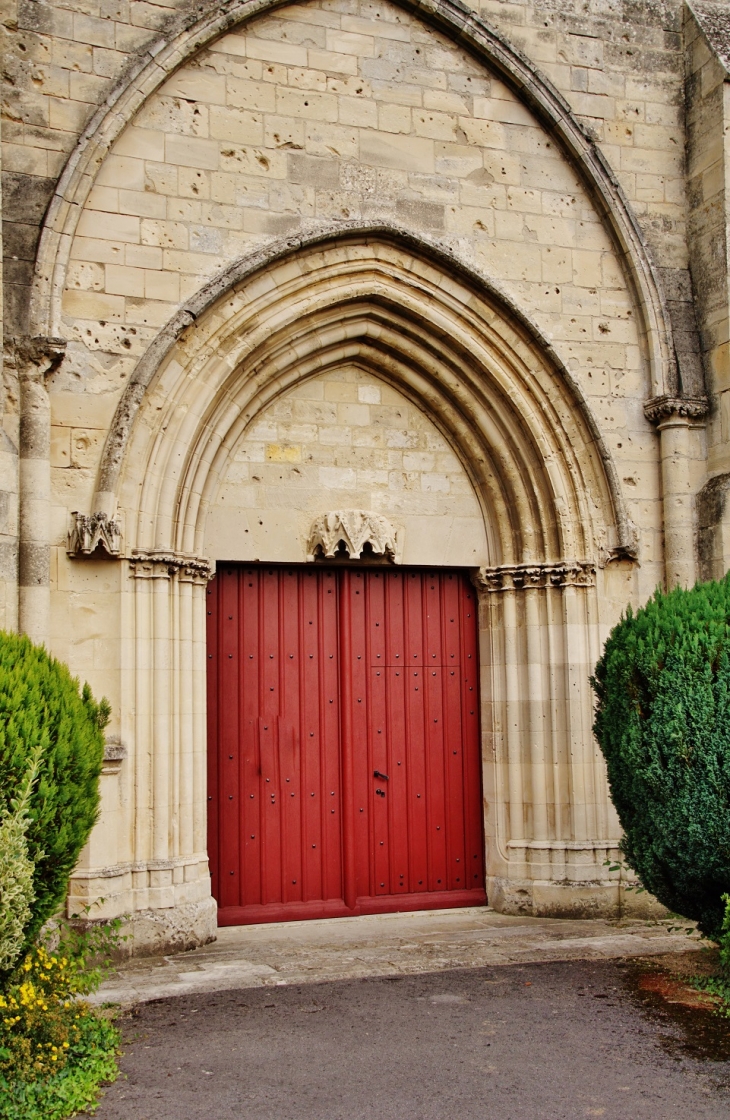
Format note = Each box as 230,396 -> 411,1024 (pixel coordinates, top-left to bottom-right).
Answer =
375,788 -> 386,798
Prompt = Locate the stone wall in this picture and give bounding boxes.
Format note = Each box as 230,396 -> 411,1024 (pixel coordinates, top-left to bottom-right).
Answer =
49,0 -> 662,590
208,367 -> 488,566
1,0 -> 716,642
1,0 -> 692,334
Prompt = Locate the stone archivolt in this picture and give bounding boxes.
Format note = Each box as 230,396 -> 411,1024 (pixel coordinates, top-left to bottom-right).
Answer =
307,511 -> 400,562
105,235 -> 628,567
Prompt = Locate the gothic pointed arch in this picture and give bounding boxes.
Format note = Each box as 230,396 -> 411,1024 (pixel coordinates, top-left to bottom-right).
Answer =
91,228 -> 632,569
31,0 -> 675,400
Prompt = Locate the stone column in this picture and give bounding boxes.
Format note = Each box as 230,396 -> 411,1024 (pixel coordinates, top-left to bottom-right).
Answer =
126,550 -> 216,950
473,561 -> 618,917
65,538 -> 217,955
644,396 -> 709,590
0,345 -> 19,635
15,337 -> 66,644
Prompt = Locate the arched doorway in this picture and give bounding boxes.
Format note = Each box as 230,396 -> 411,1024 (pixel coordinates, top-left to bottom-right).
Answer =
90,231 -> 628,934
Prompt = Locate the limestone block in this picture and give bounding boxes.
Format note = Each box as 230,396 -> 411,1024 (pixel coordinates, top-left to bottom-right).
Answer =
76,211 -> 140,243
164,134 -> 220,170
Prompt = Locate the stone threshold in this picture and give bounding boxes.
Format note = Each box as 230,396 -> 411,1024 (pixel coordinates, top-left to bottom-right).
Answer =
95,906 -> 703,1007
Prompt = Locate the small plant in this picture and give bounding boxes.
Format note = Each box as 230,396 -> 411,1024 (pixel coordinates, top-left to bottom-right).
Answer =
687,897 -> 730,1016
0,631 -> 109,957
591,577 -> 730,942
0,745 -> 42,973
0,917 -> 123,1119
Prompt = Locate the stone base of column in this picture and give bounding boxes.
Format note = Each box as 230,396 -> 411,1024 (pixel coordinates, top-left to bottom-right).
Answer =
67,858 -> 218,958
122,896 -> 218,958
487,876 -> 668,921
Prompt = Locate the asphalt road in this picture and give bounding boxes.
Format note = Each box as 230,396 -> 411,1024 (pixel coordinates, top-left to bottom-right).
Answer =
89,959 -> 730,1120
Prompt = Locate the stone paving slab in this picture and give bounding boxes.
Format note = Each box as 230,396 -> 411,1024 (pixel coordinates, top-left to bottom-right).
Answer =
95,907 -> 703,1006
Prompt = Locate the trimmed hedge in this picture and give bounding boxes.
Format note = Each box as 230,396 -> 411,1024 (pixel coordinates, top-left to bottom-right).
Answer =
591,577 -> 730,941
0,633 -> 108,956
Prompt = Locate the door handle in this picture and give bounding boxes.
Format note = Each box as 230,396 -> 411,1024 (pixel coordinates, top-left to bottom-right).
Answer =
373,770 -> 389,781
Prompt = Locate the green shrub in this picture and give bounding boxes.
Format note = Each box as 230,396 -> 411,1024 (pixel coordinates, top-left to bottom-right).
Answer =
0,633 -> 109,955
0,745 -> 42,973
720,894 -> 730,977
591,577 -> 730,941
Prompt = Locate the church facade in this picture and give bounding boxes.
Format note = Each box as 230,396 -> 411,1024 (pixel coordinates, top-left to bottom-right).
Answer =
2,0 -> 729,952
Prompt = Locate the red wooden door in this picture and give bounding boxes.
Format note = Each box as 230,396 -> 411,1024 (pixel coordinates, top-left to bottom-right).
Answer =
207,566 -> 485,925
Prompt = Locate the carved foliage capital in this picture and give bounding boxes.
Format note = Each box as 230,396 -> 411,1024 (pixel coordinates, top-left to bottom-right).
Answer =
5,335 -> 67,380
129,549 -> 213,582
643,395 -> 709,426
307,510 -> 400,562
472,561 -> 596,593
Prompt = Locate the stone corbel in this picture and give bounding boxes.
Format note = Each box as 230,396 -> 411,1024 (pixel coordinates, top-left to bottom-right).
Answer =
643,395 -> 709,427
472,560 -> 596,593
102,735 -> 126,776
307,510 -> 401,562
67,511 -> 122,557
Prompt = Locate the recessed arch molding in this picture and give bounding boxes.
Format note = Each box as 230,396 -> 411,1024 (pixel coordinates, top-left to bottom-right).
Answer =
88,226 -> 636,568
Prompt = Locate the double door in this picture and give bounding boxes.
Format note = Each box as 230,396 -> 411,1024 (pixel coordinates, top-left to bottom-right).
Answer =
206,566 -> 485,924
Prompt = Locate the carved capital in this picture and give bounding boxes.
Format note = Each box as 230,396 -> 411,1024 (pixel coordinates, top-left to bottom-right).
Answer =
307,510 -> 401,562
5,335 -> 67,380
129,549 -> 213,581
643,395 -> 709,426
472,560 -> 596,592
67,511 -> 122,557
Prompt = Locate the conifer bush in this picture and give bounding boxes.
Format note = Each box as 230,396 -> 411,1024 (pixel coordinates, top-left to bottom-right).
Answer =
0,745 -> 42,974
591,577 -> 730,941
0,632 -> 108,957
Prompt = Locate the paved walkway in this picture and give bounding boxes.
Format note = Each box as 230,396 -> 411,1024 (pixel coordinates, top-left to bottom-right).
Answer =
89,957 -> 730,1119
97,906 -> 702,1006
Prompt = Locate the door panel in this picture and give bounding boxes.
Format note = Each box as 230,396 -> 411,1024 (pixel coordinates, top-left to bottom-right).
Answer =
207,567 -> 347,925
207,566 -> 485,925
